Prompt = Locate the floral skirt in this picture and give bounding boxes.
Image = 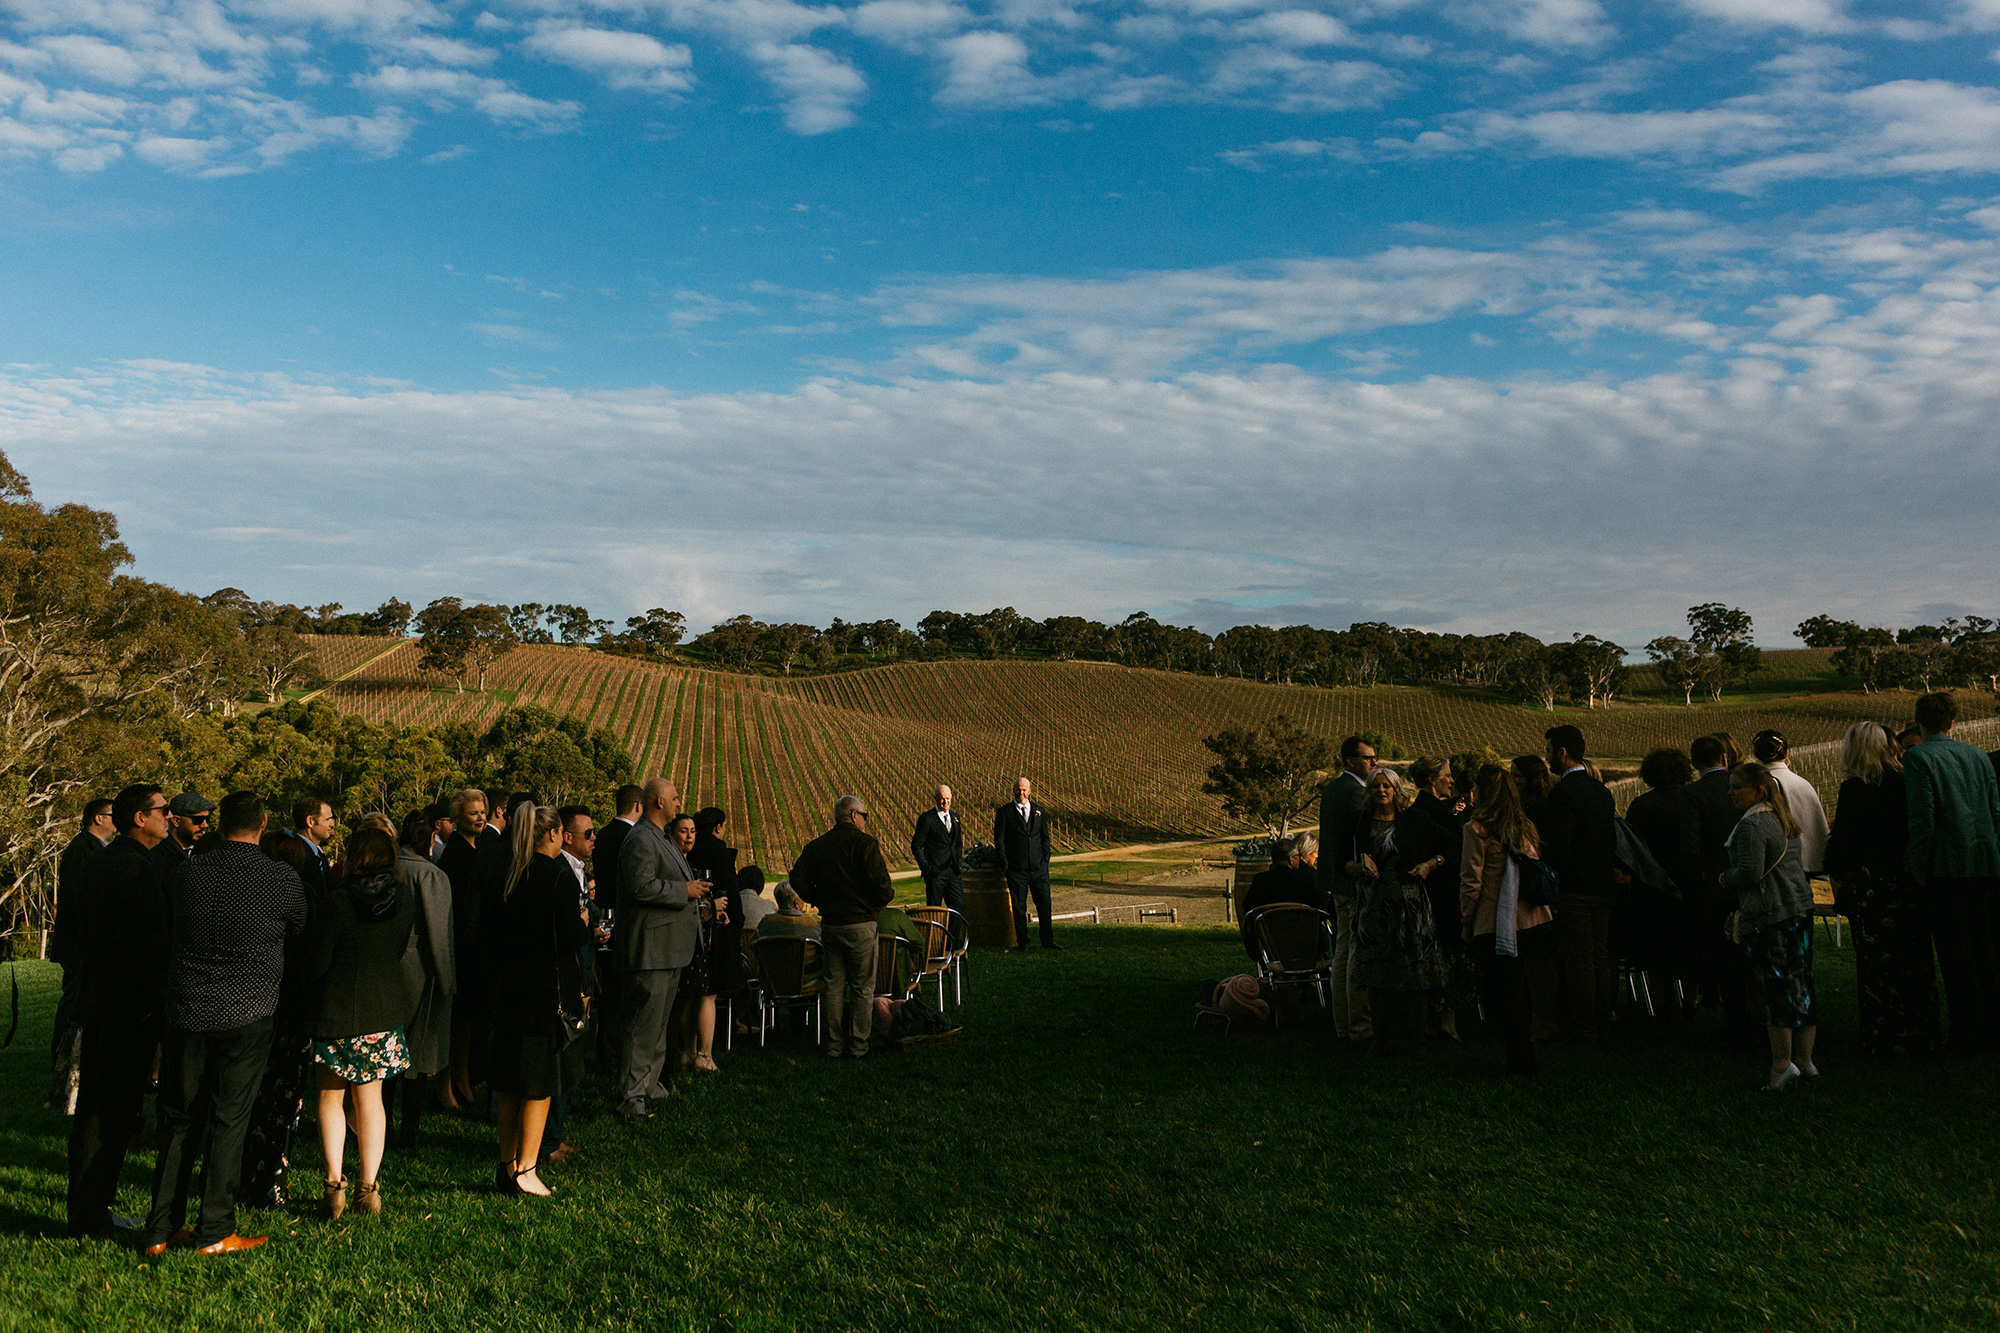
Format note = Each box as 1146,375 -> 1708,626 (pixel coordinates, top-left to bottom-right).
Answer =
312,1028 -> 411,1084
1743,916 -> 1818,1030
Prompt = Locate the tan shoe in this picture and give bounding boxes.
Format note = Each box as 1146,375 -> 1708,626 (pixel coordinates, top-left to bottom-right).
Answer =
196,1233 -> 267,1255
322,1176 -> 347,1220
353,1180 -> 381,1217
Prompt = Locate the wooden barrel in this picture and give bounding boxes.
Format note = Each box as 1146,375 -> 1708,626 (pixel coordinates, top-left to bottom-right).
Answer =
1231,857 -> 1270,924
962,867 -> 1015,948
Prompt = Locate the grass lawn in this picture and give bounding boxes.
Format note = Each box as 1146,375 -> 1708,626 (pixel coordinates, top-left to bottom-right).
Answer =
2,928 -> 1997,1331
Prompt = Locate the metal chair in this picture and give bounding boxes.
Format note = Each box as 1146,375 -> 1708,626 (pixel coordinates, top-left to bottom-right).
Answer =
876,932 -> 920,1005
905,905 -> 968,1002
751,936 -> 824,1047
1246,905 -> 1335,1027
911,918 -> 955,1010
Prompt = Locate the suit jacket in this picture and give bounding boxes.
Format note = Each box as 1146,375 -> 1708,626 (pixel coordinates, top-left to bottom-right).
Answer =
1316,771 -> 1371,897
993,801 -> 1052,875
51,830 -> 106,967
1678,769 -> 1738,901
75,835 -> 174,1029
593,817 -> 635,911
1542,768 -> 1617,898
1904,734 -> 2000,879
910,808 -> 964,881
615,816 -> 700,971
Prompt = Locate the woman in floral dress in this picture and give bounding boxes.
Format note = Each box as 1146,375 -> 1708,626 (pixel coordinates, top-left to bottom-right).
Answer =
1343,768 -> 1452,1058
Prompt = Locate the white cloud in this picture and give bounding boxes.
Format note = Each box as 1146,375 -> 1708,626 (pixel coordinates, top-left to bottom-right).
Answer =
353,64 -> 581,125
747,40 -> 866,132
850,0 -> 971,50
1674,0 -> 1856,33
522,25 -> 694,95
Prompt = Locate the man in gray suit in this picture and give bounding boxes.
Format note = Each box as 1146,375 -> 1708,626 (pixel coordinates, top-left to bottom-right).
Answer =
613,778 -> 709,1120
1317,735 -> 1377,1042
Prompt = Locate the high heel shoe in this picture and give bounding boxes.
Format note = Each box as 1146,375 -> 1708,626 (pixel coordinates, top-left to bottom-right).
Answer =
1799,1062 -> 1819,1079
1761,1063 -> 1801,1092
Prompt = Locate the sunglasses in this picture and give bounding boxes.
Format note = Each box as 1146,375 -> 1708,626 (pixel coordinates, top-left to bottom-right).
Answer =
184,813 -> 211,825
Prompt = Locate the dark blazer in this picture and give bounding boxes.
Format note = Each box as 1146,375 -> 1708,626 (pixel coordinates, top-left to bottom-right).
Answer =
615,817 -> 700,971
910,808 -> 964,881
1541,768 -> 1618,898
74,835 -> 174,1028
993,801 -> 1052,875
1411,791 -> 1465,884
1316,772 -> 1371,897
593,817 -> 636,911
286,832 -> 331,898
1678,769 -> 1738,902
1826,774 -> 1907,887
490,853 -> 592,1038
792,822 -> 895,927
307,871 -> 422,1039
1624,787 -> 1691,893
1346,806 -> 1451,885
51,830 -> 106,967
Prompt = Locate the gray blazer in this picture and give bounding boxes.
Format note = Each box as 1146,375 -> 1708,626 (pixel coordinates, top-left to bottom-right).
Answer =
397,847 -> 456,1076
615,817 -> 700,972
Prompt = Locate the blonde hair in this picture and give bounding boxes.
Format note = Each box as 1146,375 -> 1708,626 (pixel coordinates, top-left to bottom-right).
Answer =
449,787 -> 488,825
503,803 -> 559,901
1731,763 -> 1800,839
357,812 -> 396,836
1840,721 -> 1902,785
1366,768 -> 1415,812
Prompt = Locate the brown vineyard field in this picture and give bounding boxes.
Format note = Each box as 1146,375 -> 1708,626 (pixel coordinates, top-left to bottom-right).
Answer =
313,639 -> 1989,871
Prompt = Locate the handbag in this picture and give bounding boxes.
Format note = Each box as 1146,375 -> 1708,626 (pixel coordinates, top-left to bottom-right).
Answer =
553,917 -> 589,1051
1510,850 -> 1561,908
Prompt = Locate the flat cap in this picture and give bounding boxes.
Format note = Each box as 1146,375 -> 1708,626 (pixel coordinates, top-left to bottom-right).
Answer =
169,791 -> 216,817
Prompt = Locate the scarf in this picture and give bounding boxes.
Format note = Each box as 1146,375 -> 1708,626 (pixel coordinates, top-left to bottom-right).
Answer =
1496,851 -> 1522,959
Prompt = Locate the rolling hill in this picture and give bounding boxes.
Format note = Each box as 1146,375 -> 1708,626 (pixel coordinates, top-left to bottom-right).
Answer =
309,639 -> 1989,871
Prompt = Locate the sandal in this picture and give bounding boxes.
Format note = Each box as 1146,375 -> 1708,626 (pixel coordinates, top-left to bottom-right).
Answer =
512,1165 -> 554,1199
694,1053 -> 719,1073
322,1176 -> 347,1220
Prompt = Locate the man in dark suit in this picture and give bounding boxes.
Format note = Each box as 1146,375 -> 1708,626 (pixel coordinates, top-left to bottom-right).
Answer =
67,783 -> 174,1239
1542,725 -> 1618,1046
613,778 -> 706,1120
590,784 -> 643,1067
50,798 -> 113,1065
1678,733 -> 1750,1039
1317,736 -> 1377,1041
994,777 -> 1059,950
289,796 -> 336,896
910,785 -> 965,918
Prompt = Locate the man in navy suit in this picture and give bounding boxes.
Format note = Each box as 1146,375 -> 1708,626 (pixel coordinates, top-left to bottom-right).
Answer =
994,777 -> 1060,951
910,785 -> 965,917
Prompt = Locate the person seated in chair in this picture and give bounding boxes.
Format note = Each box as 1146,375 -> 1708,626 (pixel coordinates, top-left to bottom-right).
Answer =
757,884 -> 820,943
1240,836 -> 1325,961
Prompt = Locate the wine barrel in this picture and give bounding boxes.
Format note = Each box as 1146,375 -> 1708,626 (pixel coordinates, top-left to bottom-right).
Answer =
962,867 -> 1015,948
1231,857 -> 1270,924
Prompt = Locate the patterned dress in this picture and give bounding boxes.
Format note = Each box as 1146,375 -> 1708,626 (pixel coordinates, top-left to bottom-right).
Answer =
1354,816 -> 1450,994
1827,774 -> 1940,1056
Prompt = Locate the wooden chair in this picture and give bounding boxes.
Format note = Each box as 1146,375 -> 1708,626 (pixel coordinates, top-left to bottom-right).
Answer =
875,933 -> 919,1005
751,936 -> 824,1048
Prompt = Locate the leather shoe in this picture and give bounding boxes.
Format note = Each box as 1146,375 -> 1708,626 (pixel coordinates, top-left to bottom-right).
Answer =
143,1227 -> 195,1256
195,1233 -> 267,1256
1042,942 -> 1065,951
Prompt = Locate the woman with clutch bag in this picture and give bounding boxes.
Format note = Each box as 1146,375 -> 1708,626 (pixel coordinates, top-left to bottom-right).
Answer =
486,805 -> 591,1197
1722,763 -> 1817,1091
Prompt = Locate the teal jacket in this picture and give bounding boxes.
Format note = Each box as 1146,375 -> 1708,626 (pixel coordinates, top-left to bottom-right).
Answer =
1903,734 -> 2000,879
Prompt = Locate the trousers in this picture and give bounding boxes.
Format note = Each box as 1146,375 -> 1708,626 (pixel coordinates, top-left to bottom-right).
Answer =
1006,869 -> 1054,947
1929,877 -> 1999,1052
66,1017 -> 159,1236
145,1018 -> 274,1248
925,873 -> 965,918
1554,893 -> 1615,1044
821,921 -> 879,1057
617,966 -> 682,1114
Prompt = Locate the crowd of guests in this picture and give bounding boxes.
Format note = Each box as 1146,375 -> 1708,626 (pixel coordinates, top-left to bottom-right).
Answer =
1234,692 -> 2000,1089
47,773 -> 935,1255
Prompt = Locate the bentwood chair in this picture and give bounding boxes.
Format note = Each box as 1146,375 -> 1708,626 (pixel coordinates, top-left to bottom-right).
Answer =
906,906 -> 968,1002
912,918 -> 954,1009
875,933 -> 920,1006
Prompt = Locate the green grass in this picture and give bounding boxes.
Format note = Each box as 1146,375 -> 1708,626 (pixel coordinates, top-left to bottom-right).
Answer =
4,932 -> 1997,1331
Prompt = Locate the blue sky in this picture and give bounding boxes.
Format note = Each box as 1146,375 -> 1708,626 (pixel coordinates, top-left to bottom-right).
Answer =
1,0 -> 1997,647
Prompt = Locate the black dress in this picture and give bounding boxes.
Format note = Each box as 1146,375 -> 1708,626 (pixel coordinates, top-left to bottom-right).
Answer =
486,854 -> 592,1099
690,832 -> 742,997
1348,809 -> 1450,993
1826,773 -> 1938,1056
